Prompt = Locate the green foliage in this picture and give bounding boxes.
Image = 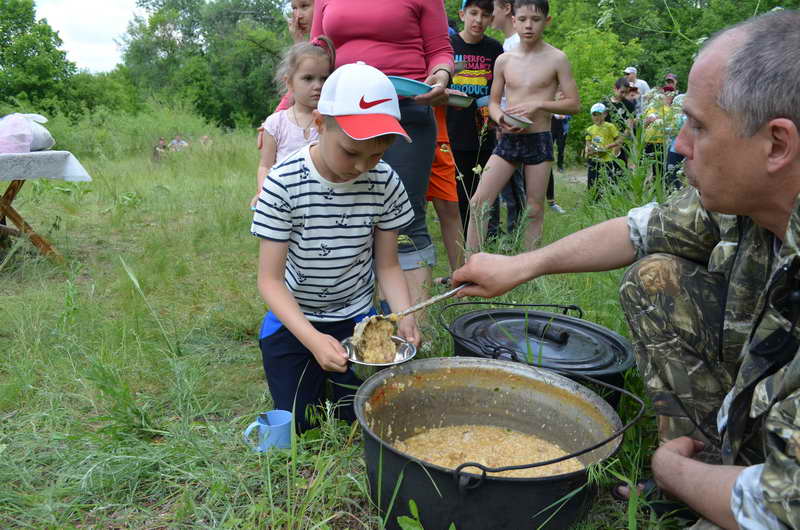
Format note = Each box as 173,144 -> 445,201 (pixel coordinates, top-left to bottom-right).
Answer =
121,0 -> 287,127
0,0 -> 76,113
43,100 -> 216,160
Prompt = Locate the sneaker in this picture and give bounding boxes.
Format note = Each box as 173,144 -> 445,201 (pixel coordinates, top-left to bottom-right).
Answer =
550,203 -> 567,214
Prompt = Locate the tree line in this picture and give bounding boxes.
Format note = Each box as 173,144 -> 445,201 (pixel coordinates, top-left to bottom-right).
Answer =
2,0 -> 797,133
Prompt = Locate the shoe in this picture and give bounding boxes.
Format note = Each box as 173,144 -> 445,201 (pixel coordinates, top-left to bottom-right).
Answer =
549,203 -> 566,214
611,478 -> 699,522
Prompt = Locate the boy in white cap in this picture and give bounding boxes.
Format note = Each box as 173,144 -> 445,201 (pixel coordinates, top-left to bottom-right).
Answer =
624,66 -> 651,114
251,62 -> 421,433
584,102 -> 622,198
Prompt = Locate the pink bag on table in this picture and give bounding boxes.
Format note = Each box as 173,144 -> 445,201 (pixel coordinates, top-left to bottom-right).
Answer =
0,113 -> 33,154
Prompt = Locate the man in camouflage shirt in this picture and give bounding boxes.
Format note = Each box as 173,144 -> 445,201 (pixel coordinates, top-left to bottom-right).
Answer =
453,9 -> 800,528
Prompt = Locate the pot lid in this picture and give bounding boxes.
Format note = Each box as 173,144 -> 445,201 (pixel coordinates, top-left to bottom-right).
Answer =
449,309 -> 634,376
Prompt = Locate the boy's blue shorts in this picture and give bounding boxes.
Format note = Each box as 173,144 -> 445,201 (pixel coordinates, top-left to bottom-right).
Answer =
258,310 -> 374,433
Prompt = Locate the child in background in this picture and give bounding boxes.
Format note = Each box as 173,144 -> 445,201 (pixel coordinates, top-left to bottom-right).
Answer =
466,0 -> 580,253
584,102 -> 622,198
250,37 -> 335,208
288,0 -> 314,43
427,104 -> 463,287
251,63 -> 421,433
447,0 -> 504,239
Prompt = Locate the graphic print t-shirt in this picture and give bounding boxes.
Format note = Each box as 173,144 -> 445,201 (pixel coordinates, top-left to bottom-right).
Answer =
446,33 -> 503,151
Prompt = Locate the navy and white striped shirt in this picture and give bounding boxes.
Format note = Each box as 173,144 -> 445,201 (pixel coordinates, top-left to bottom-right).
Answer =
251,144 -> 413,322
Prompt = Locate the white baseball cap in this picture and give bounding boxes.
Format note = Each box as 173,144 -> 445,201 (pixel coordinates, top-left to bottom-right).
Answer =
317,62 -> 411,143
624,66 -> 637,74
590,102 -> 607,114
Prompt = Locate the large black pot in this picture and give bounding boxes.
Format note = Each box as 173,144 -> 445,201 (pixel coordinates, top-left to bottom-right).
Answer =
354,357 -> 643,529
441,303 -> 635,407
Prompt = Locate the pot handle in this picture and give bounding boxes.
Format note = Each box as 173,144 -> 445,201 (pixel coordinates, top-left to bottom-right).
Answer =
450,373 -> 645,488
454,463 -> 487,495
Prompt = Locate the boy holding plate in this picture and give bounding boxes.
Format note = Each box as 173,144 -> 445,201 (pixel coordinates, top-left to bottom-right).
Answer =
465,0 -> 580,253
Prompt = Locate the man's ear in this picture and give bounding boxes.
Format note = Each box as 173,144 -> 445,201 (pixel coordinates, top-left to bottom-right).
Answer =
766,118 -> 800,174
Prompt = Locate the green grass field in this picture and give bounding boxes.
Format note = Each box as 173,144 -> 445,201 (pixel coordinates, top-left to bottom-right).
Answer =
1,118 -> 685,528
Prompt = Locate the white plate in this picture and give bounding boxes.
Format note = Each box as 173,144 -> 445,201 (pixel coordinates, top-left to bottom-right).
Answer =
447,94 -> 474,108
342,335 -> 417,367
502,112 -> 533,129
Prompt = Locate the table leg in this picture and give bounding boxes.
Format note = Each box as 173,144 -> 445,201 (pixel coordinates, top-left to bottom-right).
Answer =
1,180 -> 63,261
1,179 -> 24,226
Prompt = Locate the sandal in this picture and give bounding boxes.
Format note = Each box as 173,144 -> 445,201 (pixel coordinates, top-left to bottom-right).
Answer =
611,478 -> 699,522
433,276 -> 452,287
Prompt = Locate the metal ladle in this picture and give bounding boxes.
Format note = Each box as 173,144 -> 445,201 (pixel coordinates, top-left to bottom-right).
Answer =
352,283 -> 471,343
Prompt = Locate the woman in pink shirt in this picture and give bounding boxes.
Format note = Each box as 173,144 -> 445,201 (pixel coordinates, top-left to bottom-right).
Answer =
311,0 -> 454,309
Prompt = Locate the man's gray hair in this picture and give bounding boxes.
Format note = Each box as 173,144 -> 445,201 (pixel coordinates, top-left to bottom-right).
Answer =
706,9 -> 800,137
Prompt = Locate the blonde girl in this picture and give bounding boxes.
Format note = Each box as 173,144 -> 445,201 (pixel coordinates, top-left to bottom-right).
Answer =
251,36 -> 335,208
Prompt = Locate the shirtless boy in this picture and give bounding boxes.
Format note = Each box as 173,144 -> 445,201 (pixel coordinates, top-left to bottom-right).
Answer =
466,0 -> 579,252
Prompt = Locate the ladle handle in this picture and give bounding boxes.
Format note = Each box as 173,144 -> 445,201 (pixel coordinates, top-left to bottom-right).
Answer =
394,282 -> 472,319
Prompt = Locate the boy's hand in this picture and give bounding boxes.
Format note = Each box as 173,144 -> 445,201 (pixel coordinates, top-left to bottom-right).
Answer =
505,102 -> 539,121
498,115 -> 528,134
250,194 -> 259,209
397,315 -> 421,348
308,332 -> 349,372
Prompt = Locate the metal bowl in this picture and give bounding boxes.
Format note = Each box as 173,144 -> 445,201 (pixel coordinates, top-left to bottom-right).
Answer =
342,335 -> 416,367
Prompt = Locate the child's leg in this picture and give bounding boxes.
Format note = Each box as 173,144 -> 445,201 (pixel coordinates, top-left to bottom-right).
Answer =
466,154 -> 517,253
322,319 -> 365,425
260,326 -> 326,433
432,198 -> 464,272
522,160 -> 551,249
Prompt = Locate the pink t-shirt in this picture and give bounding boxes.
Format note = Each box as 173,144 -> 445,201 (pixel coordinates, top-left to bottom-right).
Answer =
311,0 -> 453,82
261,110 -> 319,165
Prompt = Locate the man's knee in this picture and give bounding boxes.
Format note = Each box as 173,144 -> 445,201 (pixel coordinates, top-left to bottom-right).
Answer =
620,253 -> 685,312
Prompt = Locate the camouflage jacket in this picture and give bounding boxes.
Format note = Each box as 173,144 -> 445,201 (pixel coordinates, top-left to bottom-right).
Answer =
629,187 -> 800,527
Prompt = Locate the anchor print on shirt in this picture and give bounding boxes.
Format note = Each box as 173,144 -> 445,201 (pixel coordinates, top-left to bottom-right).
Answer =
319,287 -> 330,298
296,270 -> 307,283
299,166 -> 310,180
273,196 -> 290,211
319,243 -> 331,256
323,187 -> 335,200
367,179 -> 375,191
336,212 -> 348,227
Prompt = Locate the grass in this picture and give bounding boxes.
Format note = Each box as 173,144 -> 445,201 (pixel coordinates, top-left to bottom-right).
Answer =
1,112 -> 684,528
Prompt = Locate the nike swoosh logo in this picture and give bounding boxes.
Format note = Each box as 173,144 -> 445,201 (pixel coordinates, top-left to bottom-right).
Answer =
359,96 -> 391,109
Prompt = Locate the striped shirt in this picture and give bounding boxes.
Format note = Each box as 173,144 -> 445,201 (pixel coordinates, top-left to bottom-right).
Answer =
251,144 -> 413,322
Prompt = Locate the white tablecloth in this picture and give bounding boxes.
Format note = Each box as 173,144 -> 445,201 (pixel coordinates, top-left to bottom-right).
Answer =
0,151 -> 92,182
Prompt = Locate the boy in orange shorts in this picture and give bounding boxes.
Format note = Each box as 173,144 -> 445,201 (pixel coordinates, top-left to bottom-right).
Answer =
427,105 -> 464,285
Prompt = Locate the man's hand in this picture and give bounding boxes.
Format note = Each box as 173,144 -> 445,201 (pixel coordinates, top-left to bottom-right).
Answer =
308,332 -> 349,372
651,436 -> 743,530
397,315 -> 421,348
453,252 -> 528,298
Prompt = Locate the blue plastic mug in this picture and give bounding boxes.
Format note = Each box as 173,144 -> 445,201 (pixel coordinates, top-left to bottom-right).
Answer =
243,409 -> 293,452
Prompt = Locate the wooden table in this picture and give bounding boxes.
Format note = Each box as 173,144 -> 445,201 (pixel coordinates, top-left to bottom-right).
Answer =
0,151 -> 92,260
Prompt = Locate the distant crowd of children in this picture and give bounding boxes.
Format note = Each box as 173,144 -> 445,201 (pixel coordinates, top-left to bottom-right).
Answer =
248,0 -> 687,433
